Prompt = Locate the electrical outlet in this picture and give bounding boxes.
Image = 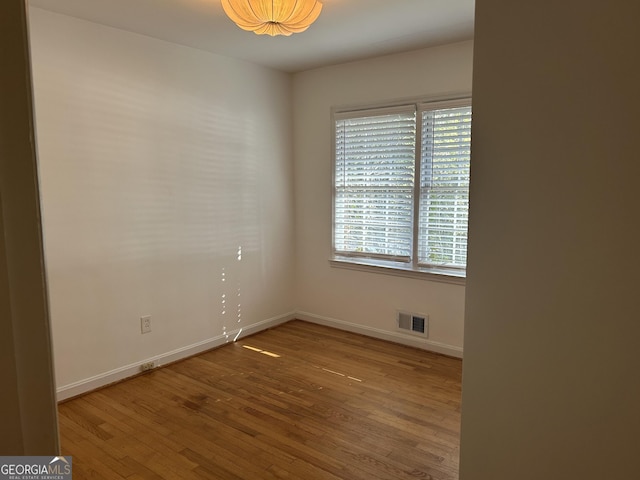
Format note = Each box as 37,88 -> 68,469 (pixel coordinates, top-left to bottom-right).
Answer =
140,362 -> 155,372
140,315 -> 152,334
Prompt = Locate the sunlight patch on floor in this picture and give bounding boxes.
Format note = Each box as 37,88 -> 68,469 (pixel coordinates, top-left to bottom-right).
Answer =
242,344 -> 281,358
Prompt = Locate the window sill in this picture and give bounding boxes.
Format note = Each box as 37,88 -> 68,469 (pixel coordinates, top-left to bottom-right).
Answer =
329,257 -> 466,286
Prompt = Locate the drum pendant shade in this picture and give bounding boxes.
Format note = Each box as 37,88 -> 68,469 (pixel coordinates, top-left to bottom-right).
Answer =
221,0 -> 323,36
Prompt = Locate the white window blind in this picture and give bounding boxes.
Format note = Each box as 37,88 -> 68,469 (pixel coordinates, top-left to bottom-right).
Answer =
332,97 -> 471,278
418,104 -> 472,270
334,106 -> 416,260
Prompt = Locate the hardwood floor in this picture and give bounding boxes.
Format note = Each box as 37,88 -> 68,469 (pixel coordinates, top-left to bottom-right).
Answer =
58,320 -> 462,479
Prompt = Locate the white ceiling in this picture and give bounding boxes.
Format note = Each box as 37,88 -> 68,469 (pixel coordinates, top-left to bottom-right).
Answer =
29,0 -> 475,73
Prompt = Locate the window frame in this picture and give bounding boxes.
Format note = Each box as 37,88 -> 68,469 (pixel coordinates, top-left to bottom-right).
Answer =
330,94 -> 471,284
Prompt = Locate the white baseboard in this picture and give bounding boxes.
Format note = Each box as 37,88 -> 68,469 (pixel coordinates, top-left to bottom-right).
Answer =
56,311 -> 295,401
296,311 -> 463,358
57,310 -> 461,401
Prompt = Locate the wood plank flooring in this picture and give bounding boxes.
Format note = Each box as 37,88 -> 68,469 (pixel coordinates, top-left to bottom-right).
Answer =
58,320 -> 462,479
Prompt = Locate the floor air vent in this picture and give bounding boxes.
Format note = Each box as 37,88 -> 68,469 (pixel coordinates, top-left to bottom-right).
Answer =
397,311 -> 429,337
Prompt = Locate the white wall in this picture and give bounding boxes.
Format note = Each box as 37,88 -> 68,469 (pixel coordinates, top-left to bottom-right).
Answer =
292,42 -> 473,355
29,8 -> 295,398
460,0 -> 640,478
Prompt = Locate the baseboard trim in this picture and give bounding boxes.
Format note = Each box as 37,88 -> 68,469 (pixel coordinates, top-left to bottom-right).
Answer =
56,311 -> 295,401
57,310 -> 462,401
296,311 -> 463,358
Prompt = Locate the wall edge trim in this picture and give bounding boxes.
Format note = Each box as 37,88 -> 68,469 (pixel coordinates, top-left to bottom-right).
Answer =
56,311 -> 296,401
296,311 -> 463,358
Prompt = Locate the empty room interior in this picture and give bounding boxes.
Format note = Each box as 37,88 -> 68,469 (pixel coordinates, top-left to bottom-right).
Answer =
2,0 -> 639,479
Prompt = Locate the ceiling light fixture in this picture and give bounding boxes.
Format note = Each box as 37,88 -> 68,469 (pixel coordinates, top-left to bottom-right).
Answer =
221,0 -> 323,37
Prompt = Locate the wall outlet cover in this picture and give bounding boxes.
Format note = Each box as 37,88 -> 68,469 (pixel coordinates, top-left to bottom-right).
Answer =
141,315 -> 152,334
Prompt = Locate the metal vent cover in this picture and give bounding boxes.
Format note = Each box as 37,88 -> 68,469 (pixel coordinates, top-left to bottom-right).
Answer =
397,310 -> 429,337
412,316 -> 426,334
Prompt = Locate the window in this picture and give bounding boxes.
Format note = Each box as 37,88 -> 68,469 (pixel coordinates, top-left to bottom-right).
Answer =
332,98 -> 471,279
